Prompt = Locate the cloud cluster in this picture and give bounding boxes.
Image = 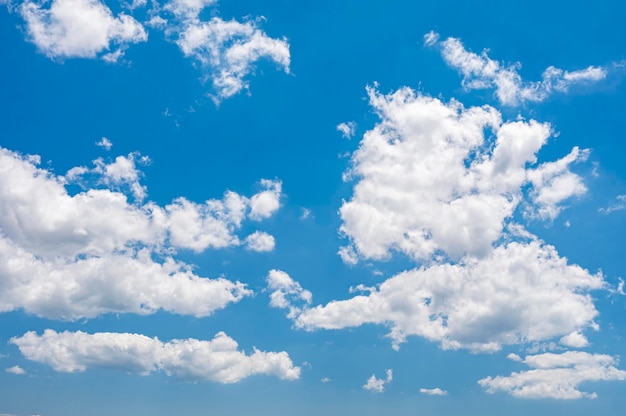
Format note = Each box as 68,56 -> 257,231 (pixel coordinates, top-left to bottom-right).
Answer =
0,146 -> 281,319
363,369 -> 392,393
11,330 -> 300,383
270,240 -> 603,352
159,0 -> 290,100
268,76 -> 604,354
18,0 -> 147,61
339,86 -> 587,263
479,351 -> 626,399
7,0 -> 290,98
425,31 -> 608,106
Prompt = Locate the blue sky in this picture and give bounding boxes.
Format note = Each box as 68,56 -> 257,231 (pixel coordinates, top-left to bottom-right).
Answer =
1,0 -> 626,414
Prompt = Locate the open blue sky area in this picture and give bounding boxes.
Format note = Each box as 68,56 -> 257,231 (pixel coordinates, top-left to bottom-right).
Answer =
1,1 -> 625,414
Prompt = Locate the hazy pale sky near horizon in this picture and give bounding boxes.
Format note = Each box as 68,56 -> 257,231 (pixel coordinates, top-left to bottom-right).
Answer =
1,0 -> 626,415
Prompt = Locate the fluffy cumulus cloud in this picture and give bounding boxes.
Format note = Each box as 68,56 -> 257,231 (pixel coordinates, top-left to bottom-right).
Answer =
158,0 -> 290,100
339,86 -> 586,263
11,330 -> 300,383
6,0 -> 290,99
270,241 -> 604,352
18,0 -> 147,60
363,369 -> 393,393
266,269 -> 312,319
479,351 -> 626,399
0,146 -> 282,319
266,49 -> 608,358
425,31 -> 608,106
244,231 -> 275,252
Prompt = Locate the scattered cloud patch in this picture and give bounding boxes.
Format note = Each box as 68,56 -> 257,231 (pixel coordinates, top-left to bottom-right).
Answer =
11,330 -> 300,383
157,0 -> 290,101
526,147 -> 589,220
337,121 -> 356,139
420,387 -> 447,396
269,241 -> 604,352
425,31 -> 609,106
266,269 -> 312,319
18,0 -> 147,60
599,194 -> 626,214
0,146 -> 284,319
244,231 -> 275,252
479,351 -> 626,399
95,137 -> 113,151
7,0 -> 290,100
321,377 -> 331,383
300,207 -> 312,220
559,332 -> 589,348
67,152 -> 151,200
249,179 -> 282,220
5,365 -> 26,375
339,85 -> 585,264
363,369 -> 392,393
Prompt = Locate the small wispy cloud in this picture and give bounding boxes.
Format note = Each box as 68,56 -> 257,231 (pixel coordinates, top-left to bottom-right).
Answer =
599,195 -> 626,214
363,369 -> 392,393
419,387 -> 447,396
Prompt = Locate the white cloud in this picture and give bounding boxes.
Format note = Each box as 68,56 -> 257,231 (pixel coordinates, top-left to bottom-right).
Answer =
249,179 -> 282,220
337,121 -> 356,139
321,377 -> 331,383
363,369 -> 392,393
266,269 -> 312,319
300,207 -> 312,220
559,332 -> 589,348
11,330 -> 300,383
337,245 -> 358,266
479,351 -> 626,399
5,365 -> 26,375
269,240 -> 604,352
420,387 -> 447,396
0,146 -> 283,319
160,0 -> 290,101
123,0 -> 147,10
18,0 -> 147,60
599,194 -> 626,214
95,137 -> 112,151
425,31 -> 608,106
339,85 -> 584,264
244,231 -> 275,252
526,147 -> 589,220
10,0 -> 290,98
163,0 -> 217,21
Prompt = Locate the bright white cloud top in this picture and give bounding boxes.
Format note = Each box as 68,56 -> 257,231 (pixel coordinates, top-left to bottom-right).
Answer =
0,146 -> 282,319
18,0 -> 147,61
6,0 -> 290,98
157,0 -> 290,100
269,241 -> 604,352
11,330 -> 301,383
338,86 -> 588,263
479,351 -> 626,399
